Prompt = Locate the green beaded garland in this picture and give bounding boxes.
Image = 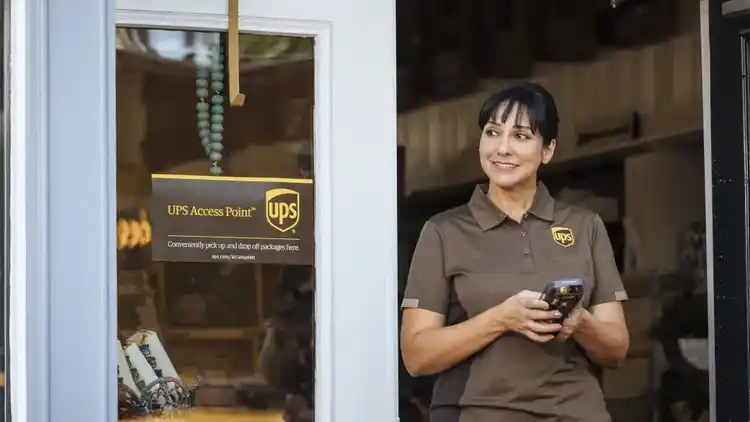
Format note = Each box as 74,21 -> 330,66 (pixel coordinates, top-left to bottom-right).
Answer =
195,40 -> 227,175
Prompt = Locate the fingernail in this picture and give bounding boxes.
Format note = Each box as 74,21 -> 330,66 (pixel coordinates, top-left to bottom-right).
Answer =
554,312 -> 562,317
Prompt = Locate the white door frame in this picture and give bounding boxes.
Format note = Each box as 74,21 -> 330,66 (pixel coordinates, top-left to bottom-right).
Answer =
10,1 -> 398,421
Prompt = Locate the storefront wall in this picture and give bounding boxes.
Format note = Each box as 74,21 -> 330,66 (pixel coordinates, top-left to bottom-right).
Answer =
9,0 -> 397,421
8,0 -> 750,421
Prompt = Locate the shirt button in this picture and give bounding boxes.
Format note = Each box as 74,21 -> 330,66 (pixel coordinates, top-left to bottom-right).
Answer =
523,248 -> 530,254
521,231 -> 527,236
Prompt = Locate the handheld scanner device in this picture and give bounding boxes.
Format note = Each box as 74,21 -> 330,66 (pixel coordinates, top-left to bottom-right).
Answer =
540,278 -> 584,323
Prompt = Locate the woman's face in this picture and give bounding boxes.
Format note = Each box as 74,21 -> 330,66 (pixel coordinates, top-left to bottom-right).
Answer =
478,103 -> 556,190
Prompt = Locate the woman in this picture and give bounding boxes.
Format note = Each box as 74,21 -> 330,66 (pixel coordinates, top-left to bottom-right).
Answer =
400,82 -> 629,422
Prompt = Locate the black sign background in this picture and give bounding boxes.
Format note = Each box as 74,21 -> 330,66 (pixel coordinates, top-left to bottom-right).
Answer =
151,174 -> 314,265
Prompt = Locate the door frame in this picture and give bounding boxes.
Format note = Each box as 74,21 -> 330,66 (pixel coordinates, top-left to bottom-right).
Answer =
701,0 -> 750,421
10,1 -> 398,421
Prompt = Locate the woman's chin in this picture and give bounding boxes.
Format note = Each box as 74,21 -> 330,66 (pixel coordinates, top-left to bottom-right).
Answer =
489,176 -> 525,190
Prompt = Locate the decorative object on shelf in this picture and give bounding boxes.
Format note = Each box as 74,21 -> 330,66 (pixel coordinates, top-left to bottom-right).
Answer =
117,332 -> 203,420
196,39 -> 226,176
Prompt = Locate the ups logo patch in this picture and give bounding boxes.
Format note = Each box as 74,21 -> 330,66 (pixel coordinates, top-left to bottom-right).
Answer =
551,226 -> 575,247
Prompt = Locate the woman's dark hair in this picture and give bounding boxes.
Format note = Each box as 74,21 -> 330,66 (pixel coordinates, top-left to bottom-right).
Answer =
477,82 -> 560,146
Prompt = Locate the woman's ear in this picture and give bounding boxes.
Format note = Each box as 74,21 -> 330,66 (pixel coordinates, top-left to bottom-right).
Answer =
541,139 -> 557,164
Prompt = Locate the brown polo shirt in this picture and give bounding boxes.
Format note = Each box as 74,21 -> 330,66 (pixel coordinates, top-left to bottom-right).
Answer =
402,183 -> 628,422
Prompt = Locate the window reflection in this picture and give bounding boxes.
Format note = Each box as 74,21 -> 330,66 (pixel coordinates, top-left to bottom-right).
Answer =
116,30 -> 315,422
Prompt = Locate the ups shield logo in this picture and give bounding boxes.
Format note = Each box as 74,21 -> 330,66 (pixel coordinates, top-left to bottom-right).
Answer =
265,188 -> 300,233
551,226 -> 575,247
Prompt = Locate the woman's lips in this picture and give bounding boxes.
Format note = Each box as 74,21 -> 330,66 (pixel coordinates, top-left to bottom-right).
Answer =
492,161 -> 519,170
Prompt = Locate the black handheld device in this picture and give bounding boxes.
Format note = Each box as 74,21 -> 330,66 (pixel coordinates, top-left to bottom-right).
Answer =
539,278 -> 584,324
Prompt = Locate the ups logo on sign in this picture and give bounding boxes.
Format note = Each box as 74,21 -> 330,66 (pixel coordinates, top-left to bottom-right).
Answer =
551,226 -> 575,247
266,188 -> 300,233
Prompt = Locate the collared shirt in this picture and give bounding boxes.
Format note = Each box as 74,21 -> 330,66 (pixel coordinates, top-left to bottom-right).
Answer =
402,183 -> 628,422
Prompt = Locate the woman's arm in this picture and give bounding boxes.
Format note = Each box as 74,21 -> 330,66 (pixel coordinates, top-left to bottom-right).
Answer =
400,221 -> 507,376
573,302 -> 629,368
401,307 -> 505,376
401,221 -> 561,375
573,214 -> 630,368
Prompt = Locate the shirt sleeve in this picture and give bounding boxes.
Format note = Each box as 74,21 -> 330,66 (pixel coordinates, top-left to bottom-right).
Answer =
401,220 -> 450,314
590,214 -> 628,306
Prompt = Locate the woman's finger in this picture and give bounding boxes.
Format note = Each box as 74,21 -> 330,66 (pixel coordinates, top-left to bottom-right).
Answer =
556,325 -> 575,341
527,309 -> 562,321
526,321 -> 562,333
523,298 -> 550,310
522,329 -> 555,343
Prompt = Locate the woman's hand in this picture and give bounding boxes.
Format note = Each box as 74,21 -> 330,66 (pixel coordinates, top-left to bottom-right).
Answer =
555,304 -> 585,342
495,290 -> 563,342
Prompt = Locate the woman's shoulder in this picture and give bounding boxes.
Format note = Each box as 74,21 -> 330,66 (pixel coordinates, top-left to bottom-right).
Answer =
424,204 -> 476,231
551,197 -> 602,222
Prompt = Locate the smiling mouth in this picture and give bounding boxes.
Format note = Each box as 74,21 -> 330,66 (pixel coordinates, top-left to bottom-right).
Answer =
492,162 -> 519,170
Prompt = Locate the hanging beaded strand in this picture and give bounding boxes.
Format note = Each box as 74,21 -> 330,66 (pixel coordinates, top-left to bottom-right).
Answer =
196,38 -> 226,176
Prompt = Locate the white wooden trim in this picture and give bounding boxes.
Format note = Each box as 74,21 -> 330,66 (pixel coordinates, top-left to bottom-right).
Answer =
9,0 -> 30,420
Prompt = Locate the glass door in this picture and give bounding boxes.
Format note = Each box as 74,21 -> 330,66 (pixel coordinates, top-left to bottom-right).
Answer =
701,0 -> 750,420
15,1 -> 397,421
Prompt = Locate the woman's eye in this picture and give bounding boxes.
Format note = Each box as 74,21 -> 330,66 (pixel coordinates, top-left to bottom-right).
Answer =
485,129 -> 499,136
515,133 -> 531,140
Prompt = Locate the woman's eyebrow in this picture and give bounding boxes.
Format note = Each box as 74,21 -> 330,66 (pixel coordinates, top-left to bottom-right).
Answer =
488,119 -> 531,130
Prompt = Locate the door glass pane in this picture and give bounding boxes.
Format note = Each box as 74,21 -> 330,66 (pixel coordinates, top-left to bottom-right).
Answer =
116,28 -> 315,421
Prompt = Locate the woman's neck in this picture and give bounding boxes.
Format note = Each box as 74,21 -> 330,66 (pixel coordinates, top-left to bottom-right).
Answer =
487,178 -> 537,222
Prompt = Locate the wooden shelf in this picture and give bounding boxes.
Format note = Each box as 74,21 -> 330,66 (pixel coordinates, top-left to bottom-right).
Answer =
166,327 -> 261,341
547,126 -> 703,173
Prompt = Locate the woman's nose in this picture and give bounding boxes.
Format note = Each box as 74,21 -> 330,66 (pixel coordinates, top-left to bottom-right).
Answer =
495,135 -> 511,155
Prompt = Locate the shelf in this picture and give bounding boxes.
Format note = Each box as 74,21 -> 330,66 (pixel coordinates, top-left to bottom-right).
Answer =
547,125 -> 703,173
166,327 -> 261,341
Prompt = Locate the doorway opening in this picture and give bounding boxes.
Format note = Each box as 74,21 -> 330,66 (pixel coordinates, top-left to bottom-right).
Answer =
395,1 -> 710,421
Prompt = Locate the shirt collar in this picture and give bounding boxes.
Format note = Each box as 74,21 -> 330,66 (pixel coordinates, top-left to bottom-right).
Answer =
468,182 -> 555,231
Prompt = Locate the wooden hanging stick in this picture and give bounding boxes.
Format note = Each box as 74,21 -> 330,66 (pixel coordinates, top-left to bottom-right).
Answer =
228,0 -> 245,106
